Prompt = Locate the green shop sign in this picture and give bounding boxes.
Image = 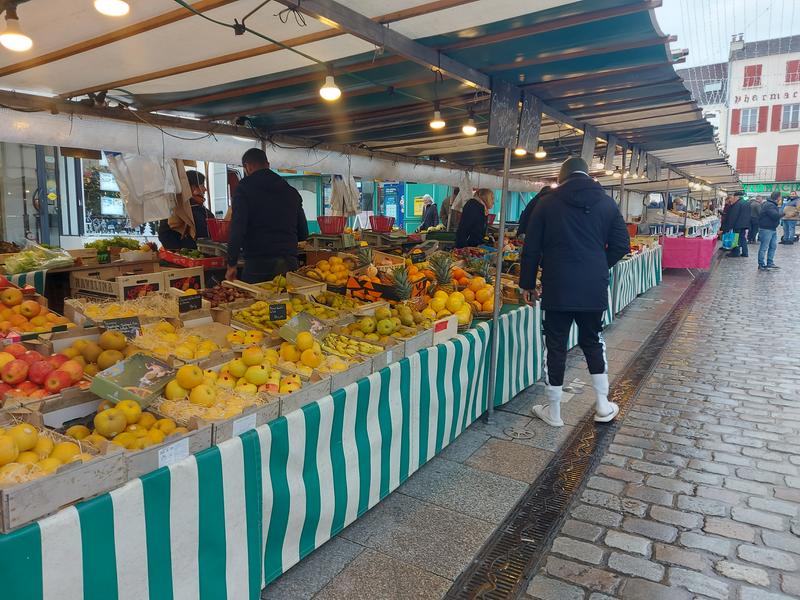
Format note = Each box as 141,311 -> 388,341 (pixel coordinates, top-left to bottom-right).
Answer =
743,182 -> 800,194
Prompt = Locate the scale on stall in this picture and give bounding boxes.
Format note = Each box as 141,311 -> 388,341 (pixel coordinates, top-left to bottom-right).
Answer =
360,231 -> 408,247
306,233 -> 358,250
195,239 -> 228,257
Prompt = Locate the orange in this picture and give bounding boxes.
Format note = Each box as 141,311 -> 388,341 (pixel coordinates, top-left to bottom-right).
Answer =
407,265 -> 419,276
462,289 -> 475,302
458,276 -> 470,286
469,277 -> 487,292
482,298 -> 494,312
475,287 -> 493,304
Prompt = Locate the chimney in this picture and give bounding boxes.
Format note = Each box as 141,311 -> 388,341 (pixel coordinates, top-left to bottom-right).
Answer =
730,33 -> 744,56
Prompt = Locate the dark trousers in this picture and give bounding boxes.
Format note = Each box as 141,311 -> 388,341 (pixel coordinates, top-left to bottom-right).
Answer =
749,220 -> 759,243
240,256 -> 299,284
543,311 -> 607,387
728,228 -> 749,257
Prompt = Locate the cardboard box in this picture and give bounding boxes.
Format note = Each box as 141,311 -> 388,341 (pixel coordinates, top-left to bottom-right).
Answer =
279,377 -> 332,416
161,267 -> 204,293
432,315 -> 458,346
89,354 -> 175,408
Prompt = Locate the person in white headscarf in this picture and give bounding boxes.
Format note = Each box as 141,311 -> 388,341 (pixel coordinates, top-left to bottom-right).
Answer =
417,194 -> 439,231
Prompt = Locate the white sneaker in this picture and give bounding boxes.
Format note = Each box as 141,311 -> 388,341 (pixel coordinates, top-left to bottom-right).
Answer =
591,374 -> 619,422
532,385 -> 564,427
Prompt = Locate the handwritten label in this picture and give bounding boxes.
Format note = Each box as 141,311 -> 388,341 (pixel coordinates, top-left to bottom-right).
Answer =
269,303 -> 288,321
385,350 -> 393,364
232,413 -> 257,436
178,294 -> 203,313
158,437 -> 190,468
410,252 -> 427,264
102,317 -> 142,339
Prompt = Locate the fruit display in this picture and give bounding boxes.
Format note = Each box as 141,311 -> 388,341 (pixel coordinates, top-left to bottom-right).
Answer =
234,298 -> 340,331
0,342 -> 86,400
133,320 -> 221,362
0,421 -> 94,485
254,274 -> 288,294
56,330 -> 136,377
201,283 -> 253,307
67,401 -> 187,452
71,295 -> 179,321
313,290 -> 366,311
321,333 -> 383,357
304,255 -> 355,286
0,288 -> 72,335
84,237 -> 143,252
453,247 -> 487,260
274,331 -> 325,377
4,243 -> 74,274
338,304 -> 432,341
427,251 -> 454,289
422,289 -> 475,326
177,248 -> 205,259
225,328 -> 266,348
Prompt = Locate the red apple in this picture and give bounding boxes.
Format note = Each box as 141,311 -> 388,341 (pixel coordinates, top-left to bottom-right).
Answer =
4,343 -> 26,358
0,382 -> 11,397
58,360 -> 84,384
28,360 -> 53,385
1,359 -> 28,385
12,381 -> 38,396
20,350 -> 44,365
47,353 -> 69,369
28,388 -> 49,399
44,369 -> 71,394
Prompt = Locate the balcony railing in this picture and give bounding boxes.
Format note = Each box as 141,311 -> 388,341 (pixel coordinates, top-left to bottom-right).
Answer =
739,165 -> 800,182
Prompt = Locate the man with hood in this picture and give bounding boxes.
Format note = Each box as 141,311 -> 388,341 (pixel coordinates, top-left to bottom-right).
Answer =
520,157 -> 630,427
226,148 -> 309,283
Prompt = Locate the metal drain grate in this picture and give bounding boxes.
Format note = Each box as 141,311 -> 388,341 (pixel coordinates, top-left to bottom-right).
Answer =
445,271 -> 711,600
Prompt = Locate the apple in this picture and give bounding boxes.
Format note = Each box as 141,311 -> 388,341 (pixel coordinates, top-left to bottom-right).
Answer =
0,352 -> 15,369
44,369 -> 72,394
28,360 -> 53,385
47,353 -> 69,369
28,388 -> 49,399
58,360 -> 84,383
4,343 -> 26,358
0,287 -> 22,307
20,350 -> 44,365
0,382 -> 11,397
19,300 -> 41,319
12,381 -> 39,396
1,359 -> 28,385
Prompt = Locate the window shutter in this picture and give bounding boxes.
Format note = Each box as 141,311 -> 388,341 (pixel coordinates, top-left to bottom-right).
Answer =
731,108 -> 741,135
776,145 -> 799,181
787,60 -> 800,83
772,105 -> 783,131
758,106 -> 769,133
736,147 -> 757,174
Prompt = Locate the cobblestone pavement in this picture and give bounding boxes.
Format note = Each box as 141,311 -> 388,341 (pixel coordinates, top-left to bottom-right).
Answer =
525,245 -> 800,600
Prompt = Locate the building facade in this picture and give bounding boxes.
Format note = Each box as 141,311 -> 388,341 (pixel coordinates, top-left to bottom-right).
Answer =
679,35 -> 800,197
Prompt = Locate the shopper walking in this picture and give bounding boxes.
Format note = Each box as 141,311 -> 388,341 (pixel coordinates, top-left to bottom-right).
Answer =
781,191 -> 798,244
416,194 -> 439,231
723,192 -> 750,257
749,196 -> 762,243
455,188 -> 493,248
520,157 -> 630,427
758,191 -> 782,271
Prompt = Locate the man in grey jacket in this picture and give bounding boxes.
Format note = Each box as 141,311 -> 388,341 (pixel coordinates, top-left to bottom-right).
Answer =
749,196 -> 762,243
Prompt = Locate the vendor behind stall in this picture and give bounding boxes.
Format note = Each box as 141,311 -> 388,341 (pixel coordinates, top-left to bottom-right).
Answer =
158,170 -> 213,250
455,188 -> 493,248
226,148 -> 309,283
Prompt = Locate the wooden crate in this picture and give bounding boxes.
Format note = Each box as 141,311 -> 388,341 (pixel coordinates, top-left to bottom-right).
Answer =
162,267 -> 204,293
70,271 -> 164,301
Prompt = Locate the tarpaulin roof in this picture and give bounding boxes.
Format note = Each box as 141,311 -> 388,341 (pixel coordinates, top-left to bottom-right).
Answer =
0,0 -> 739,190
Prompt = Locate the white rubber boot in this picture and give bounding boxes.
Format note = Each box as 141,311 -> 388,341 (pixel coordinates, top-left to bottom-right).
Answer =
592,373 -> 619,422
532,385 -> 564,427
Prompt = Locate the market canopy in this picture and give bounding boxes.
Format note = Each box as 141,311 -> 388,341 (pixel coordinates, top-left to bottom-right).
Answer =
0,0 -> 738,191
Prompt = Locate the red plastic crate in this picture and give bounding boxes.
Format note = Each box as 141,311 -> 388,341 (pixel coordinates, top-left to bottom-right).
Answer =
487,214 -> 496,224
206,218 -> 231,242
159,247 -> 226,269
369,216 -> 395,233
317,216 -> 347,235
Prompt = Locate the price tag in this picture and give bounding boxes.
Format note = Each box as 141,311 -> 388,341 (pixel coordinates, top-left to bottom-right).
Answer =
158,437 -> 190,468
102,317 -> 142,340
385,350 -> 393,364
269,303 -> 288,321
232,412 -> 258,436
410,252 -> 427,264
178,294 -> 203,313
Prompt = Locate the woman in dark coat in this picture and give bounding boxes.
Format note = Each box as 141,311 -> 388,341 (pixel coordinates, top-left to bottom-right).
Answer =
455,188 -> 493,248
417,195 -> 439,231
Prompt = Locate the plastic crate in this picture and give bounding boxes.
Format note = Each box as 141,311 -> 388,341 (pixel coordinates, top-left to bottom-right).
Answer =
369,215 -> 395,233
317,216 -> 347,235
206,218 -> 231,242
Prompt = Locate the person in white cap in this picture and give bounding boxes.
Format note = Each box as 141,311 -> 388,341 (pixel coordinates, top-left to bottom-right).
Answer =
417,194 -> 439,231
519,157 -> 630,426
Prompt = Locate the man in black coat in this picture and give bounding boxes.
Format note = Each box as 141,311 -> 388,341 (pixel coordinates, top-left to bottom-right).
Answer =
417,195 -> 439,231
520,157 -> 630,427
516,187 -> 552,239
723,192 -> 750,257
749,196 -> 762,243
225,148 -> 309,283
455,189 -> 492,248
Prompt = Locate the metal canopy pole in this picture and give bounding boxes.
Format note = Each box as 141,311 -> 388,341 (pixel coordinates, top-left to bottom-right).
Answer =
662,169 -> 671,235
483,147 -> 511,422
683,184 -> 691,237
618,150 -> 627,214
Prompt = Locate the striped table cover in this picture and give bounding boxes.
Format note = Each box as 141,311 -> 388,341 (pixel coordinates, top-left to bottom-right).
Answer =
612,256 -> 640,314
0,307 -> 541,600
6,270 -> 47,295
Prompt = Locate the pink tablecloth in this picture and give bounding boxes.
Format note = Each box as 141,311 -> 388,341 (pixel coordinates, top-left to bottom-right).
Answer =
661,236 -> 717,269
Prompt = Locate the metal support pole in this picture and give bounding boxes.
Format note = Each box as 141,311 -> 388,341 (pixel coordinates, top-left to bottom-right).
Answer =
618,150 -> 627,215
662,169 -> 670,235
683,185 -> 691,237
483,147 -> 511,422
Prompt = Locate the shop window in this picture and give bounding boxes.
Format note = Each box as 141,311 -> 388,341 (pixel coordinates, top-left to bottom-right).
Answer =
787,60 -> 800,84
743,64 -> 762,87
736,147 -> 757,174
782,104 -> 800,130
740,107 -> 759,133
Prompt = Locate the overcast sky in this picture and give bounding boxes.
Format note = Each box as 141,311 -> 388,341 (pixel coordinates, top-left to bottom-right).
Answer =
655,0 -> 799,67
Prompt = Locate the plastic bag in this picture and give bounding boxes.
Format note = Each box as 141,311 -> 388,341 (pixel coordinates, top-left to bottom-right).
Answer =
721,231 -> 739,250
4,242 -> 74,274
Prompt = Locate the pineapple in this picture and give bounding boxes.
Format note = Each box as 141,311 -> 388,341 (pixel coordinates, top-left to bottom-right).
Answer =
355,247 -> 373,268
467,257 -> 493,285
389,265 -> 412,301
428,251 -> 453,287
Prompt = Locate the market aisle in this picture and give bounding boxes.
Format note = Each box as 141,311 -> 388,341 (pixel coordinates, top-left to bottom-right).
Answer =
524,244 -> 800,600
262,271 -> 694,600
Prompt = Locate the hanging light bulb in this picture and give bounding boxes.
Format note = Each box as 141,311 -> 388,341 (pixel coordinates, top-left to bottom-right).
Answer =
514,148 -> 527,157
319,70 -> 341,102
612,170 -> 622,179
550,182 -> 558,189
604,169 -> 614,176
462,116 -> 477,136
429,103 -> 446,130
0,7 -> 32,52
94,0 -> 130,17
534,146 -> 547,159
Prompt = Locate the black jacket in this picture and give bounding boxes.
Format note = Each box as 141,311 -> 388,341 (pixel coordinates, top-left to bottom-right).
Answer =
419,203 -> 439,230
157,202 -> 213,250
455,198 -> 487,248
520,173 -> 630,312
227,169 -> 309,267
517,189 -> 551,237
758,199 -> 781,230
723,199 -> 750,231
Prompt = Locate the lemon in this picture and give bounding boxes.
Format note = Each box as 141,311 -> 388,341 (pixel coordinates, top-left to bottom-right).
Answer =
51,442 -> 81,463
0,435 -> 19,466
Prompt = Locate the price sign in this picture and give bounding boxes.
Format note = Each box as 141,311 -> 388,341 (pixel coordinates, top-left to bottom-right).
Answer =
410,252 -> 427,264
158,437 -> 190,468
269,303 -> 288,321
102,317 -> 142,340
178,295 -> 203,313
232,413 -> 257,436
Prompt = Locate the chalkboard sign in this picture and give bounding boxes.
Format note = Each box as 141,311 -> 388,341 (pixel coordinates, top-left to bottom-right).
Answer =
487,80 -> 519,150
518,92 -> 542,153
410,252 -> 427,264
102,317 -> 142,340
178,295 -> 203,313
604,135 -> 617,170
269,303 -> 288,321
